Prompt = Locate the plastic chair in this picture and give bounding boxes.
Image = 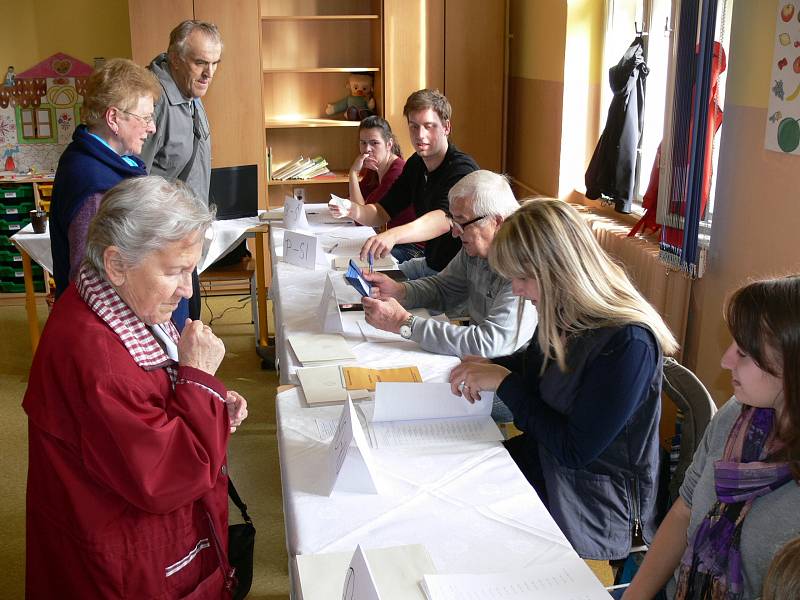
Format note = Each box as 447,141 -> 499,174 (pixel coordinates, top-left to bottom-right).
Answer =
611,357 -> 717,590
661,356 -> 717,503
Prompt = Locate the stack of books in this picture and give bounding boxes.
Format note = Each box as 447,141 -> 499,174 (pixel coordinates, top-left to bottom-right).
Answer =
270,155 -> 330,180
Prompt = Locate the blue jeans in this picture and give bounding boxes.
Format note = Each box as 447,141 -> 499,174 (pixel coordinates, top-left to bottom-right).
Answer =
390,243 -> 424,265
398,256 -> 439,280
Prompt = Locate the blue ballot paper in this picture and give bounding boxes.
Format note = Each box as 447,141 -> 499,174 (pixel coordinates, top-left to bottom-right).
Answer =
345,259 -> 372,297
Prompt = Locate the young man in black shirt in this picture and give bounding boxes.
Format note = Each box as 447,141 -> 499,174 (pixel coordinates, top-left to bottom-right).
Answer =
329,89 -> 479,277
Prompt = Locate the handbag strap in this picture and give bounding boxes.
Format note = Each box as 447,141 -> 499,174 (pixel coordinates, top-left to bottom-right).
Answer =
177,101 -> 201,182
228,477 -> 253,525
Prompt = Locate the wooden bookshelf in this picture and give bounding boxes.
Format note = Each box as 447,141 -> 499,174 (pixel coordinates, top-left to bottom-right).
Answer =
261,0 -> 383,206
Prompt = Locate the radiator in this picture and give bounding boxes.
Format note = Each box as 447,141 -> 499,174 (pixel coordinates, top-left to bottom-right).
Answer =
572,204 -> 692,357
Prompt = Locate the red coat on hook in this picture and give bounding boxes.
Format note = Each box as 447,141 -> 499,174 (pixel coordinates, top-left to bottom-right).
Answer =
630,42 -> 727,238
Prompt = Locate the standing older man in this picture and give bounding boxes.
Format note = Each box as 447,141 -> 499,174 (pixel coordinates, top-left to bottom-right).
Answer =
361,170 -> 537,358
140,20 -> 223,323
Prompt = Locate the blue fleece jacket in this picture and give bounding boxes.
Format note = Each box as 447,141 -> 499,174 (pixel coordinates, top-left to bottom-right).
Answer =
51,125 -> 146,298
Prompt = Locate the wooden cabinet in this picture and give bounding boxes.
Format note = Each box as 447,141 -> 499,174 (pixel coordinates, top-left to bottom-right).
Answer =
128,0 -> 266,208
260,0 -> 383,205
130,0 -> 508,208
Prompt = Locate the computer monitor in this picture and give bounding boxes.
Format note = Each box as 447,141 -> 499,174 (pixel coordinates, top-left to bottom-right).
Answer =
208,164 -> 258,220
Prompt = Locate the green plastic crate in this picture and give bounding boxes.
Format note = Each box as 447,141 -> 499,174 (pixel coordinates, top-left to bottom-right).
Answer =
0,249 -> 22,266
0,280 -> 45,293
0,184 -> 33,199
0,264 -> 42,279
0,218 -> 28,235
0,201 -> 34,216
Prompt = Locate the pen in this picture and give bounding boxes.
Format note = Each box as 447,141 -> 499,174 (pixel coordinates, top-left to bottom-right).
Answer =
368,252 -> 374,274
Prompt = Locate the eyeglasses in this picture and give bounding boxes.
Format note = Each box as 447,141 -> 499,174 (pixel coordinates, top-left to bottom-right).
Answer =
446,213 -> 487,235
118,109 -> 155,126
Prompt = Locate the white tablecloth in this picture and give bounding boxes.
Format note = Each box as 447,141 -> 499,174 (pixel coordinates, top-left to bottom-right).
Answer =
268,221 -> 582,596
11,215 -> 262,275
269,222 -> 461,385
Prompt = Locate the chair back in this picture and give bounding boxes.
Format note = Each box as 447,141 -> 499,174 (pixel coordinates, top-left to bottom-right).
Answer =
661,357 -> 717,502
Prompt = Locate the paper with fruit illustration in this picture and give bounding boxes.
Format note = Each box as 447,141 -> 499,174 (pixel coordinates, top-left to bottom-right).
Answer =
766,1 -> 800,153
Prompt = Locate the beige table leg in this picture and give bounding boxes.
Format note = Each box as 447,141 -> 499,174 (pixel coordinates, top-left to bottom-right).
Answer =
19,248 -> 40,353
252,224 -> 275,369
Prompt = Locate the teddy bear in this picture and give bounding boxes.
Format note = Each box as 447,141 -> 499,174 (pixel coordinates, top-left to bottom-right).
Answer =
325,73 -> 376,121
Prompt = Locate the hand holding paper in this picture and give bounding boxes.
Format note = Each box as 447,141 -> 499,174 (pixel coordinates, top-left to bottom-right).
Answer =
449,360 -> 511,403
328,194 -> 352,218
362,270 -> 405,301
362,296 -> 411,335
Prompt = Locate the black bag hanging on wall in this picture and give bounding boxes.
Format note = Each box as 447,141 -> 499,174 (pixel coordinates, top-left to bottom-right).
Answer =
228,478 -> 256,600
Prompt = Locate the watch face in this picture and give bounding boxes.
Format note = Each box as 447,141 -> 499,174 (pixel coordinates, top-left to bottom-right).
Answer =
400,324 -> 412,339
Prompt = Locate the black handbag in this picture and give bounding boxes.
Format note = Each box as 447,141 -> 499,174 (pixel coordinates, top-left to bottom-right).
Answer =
228,478 -> 256,600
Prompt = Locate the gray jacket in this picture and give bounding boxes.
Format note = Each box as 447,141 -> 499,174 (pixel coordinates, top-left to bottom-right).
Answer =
140,54 -> 212,203
402,250 -> 536,358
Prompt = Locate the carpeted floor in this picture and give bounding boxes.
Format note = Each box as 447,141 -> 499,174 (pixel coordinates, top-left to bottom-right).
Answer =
0,295 -> 290,599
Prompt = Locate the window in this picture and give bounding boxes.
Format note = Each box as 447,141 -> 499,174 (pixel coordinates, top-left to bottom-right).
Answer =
19,107 -> 53,140
601,0 -> 733,221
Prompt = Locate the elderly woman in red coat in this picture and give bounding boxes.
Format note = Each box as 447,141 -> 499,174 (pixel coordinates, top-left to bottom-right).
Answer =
23,176 -> 248,599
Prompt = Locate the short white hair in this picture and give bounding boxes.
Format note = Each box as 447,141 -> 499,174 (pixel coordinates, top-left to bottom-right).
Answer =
448,170 -> 519,221
84,176 -> 214,279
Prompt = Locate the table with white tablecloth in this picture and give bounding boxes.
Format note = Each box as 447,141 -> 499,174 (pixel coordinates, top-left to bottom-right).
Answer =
11,216 -> 265,352
267,220 -> 585,598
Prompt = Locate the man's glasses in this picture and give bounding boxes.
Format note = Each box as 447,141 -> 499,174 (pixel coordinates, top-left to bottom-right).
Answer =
118,109 -> 155,126
446,213 -> 487,235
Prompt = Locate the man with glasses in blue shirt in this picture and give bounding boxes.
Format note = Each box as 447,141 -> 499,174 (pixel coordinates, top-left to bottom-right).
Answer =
360,170 -> 537,358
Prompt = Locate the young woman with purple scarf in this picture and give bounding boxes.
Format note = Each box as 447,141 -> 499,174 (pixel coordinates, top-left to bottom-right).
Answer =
623,276 -> 800,600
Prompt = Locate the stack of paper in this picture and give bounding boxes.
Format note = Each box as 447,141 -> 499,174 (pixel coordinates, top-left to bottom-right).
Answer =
420,554 -> 613,599
297,364 -> 422,405
287,333 -> 356,367
296,544 -> 436,600
271,155 -> 330,180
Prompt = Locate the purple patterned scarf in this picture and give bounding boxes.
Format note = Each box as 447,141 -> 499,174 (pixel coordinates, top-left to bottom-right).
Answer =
674,405 -> 792,599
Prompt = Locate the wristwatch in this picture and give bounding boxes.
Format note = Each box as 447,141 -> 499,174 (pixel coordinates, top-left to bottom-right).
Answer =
399,315 -> 416,339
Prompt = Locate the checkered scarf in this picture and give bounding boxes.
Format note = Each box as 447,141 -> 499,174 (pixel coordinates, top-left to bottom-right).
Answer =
77,265 -> 180,386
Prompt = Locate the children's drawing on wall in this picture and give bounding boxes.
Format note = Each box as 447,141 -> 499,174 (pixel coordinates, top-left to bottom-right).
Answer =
0,52 -> 91,173
766,1 -> 800,153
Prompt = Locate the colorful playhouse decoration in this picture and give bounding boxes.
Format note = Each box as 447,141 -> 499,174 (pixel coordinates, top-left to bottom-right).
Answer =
0,52 -> 92,173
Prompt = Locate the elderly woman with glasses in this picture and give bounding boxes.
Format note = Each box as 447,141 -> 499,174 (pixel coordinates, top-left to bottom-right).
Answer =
24,176 -> 248,599
51,58 -> 160,300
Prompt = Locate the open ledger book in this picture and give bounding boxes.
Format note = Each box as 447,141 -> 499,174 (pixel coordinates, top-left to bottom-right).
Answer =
315,382 -> 503,448
420,553 -> 613,600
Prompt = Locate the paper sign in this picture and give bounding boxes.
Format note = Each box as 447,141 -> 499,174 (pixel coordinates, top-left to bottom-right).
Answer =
317,274 -> 344,333
283,229 -> 325,269
284,195 -> 310,231
327,396 -> 380,495
342,545 -> 382,600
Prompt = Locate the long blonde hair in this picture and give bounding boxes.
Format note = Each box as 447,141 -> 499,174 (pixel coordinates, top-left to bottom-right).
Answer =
489,198 -> 678,372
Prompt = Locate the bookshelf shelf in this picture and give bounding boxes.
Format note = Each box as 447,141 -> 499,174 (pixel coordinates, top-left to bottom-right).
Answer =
268,171 -> 349,185
261,0 -> 382,204
265,118 -> 360,129
261,15 -> 379,22
263,67 -> 379,74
